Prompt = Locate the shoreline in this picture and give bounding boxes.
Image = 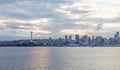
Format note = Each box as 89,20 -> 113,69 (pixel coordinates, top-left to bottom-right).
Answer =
0,46 -> 120,47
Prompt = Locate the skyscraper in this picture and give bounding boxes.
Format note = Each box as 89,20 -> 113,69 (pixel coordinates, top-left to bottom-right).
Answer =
114,32 -> 119,40
69,35 -> 72,42
75,34 -> 79,44
65,35 -> 68,43
95,36 -> 103,46
30,31 -> 33,42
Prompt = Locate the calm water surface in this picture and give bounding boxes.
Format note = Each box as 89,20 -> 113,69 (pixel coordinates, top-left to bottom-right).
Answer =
0,47 -> 120,70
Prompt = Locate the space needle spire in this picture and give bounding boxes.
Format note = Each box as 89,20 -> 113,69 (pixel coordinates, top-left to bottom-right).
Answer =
30,31 -> 33,42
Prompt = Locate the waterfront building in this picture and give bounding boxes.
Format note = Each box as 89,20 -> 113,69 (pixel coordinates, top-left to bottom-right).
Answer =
114,32 -> 119,40
95,36 -> 103,46
65,35 -> 68,43
68,35 -> 72,43
81,35 -> 89,46
75,34 -> 79,44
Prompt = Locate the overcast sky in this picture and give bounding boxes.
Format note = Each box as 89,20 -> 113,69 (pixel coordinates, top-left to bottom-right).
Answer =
0,0 -> 120,40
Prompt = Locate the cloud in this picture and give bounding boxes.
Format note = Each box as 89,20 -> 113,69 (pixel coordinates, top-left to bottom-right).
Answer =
0,0 -> 120,40
95,23 -> 103,30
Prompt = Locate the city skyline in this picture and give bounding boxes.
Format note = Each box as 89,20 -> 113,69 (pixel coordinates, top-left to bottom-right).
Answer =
0,32 -> 120,46
0,31 -> 119,41
0,0 -> 120,40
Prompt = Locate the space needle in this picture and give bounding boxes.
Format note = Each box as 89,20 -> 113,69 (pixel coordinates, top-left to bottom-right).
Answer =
30,31 -> 33,42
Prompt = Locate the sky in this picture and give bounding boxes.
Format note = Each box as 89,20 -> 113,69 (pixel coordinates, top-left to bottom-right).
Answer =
0,0 -> 120,40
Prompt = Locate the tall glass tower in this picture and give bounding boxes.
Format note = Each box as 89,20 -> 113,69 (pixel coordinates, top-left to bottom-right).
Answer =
114,32 -> 119,40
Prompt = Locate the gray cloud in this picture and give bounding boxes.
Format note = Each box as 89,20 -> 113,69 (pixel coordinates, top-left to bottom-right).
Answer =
4,23 -> 33,30
96,23 -> 103,30
0,0 -> 120,40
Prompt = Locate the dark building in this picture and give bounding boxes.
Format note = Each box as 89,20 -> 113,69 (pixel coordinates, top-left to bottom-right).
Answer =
75,34 -> 80,44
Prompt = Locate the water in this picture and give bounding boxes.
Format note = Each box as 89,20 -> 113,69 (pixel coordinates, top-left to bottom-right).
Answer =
0,47 -> 120,70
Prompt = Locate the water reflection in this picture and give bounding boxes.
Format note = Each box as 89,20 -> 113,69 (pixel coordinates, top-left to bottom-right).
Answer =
28,47 -> 49,70
47,47 -> 120,70
0,47 -> 33,70
0,47 -> 120,70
